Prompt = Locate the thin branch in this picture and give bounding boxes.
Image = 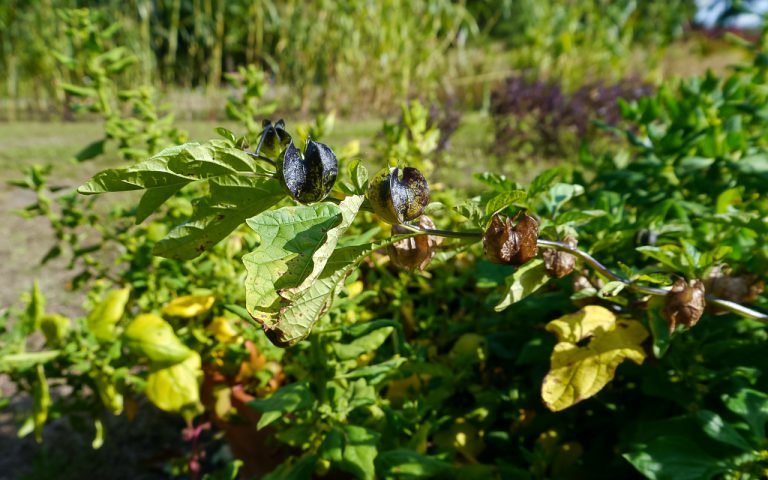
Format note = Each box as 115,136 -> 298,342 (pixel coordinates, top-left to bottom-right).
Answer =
246,151 -> 276,166
400,225 -> 768,321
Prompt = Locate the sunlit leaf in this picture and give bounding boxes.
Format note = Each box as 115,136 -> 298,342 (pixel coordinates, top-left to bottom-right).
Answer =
541,306 -> 648,411
495,259 -> 550,311
123,314 -> 192,366
162,295 -> 215,318
86,287 -> 130,342
78,141 -> 269,194
145,352 -> 203,421
244,197 -> 365,346
153,175 -> 285,260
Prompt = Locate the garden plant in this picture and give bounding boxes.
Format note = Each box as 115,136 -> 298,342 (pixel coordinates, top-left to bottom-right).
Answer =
2,3 -> 768,480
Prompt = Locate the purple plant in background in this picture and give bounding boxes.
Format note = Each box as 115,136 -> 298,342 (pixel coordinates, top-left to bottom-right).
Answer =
490,74 -> 653,157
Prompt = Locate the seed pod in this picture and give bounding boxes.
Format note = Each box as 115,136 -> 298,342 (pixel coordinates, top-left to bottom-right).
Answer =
281,138 -> 338,203
256,119 -> 291,158
543,236 -> 578,278
513,213 -> 539,264
483,215 -> 519,264
388,216 -> 442,270
367,167 -> 429,224
483,213 -> 539,265
705,266 -> 764,315
663,278 -> 706,332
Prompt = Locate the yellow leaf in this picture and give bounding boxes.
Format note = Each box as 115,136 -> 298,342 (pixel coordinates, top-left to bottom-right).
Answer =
541,305 -> 648,412
146,352 -> 203,421
162,295 -> 215,318
206,316 -> 239,343
345,281 -> 364,298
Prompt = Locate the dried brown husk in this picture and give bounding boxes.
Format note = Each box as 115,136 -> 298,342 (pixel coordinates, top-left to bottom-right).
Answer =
543,236 -> 577,278
511,213 -> 539,265
705,266 -> 764,314
663,278 -> 706,332
483,215 -> 520,264
482,213 -> 540,265
388,216 -> 442,270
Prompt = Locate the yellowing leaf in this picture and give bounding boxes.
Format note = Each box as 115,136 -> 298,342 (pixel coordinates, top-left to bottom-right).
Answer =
92,370 -> 124,415
32,364 -> 50,443
87,287 -> 130,342
146,352 -> 203,422
207,316 -> 239,343
123,314 -> 192,366
541,305 -> 648,412
162,295 -> 215,318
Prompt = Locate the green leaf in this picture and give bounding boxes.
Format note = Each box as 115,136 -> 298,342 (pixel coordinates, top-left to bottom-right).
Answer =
73,138 -> 106,162
555,209 -> 606,226
32,364 -> 50,443
485,190 -> 527,216
375,450 -> 451,478
215,127 -> 237,144
259,242 -> 385,347
135,185 -> 183,224
244,203 -> 344,314
348,159 -> 369,194
724,388 -> 768,438
623,417 -> 737,480
0,351 -> 61,372
736,154 -> 768,178
123,314 -> 193,366
61,82 -> 97,98
145,352 -> 203,421
77,142 -> 268,195
495,259 -> 550,312
86,287 -> 130,342
339,357 -> 407,384
647,308 -> 672,358
248,382 -> 313,430
283,196 -> 364,296
25,281 -> 45,335
544,183 -> 584,211
597,281 -> 626,298
153,175 -> 284,260
334,326 -> 394,361
677,156 -> 714,173
263,454 -> 318,480
696,411 -> 753,452
339,425 -> 379,480
92,418 -> 105,450
243,197 -> 365,346
527,169 -> 561,198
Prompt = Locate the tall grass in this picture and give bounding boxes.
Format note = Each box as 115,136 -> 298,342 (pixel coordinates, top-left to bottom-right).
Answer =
0,0 -> 700,119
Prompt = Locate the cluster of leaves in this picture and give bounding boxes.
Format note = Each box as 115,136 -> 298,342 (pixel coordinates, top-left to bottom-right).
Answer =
490,74 -> 653,160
